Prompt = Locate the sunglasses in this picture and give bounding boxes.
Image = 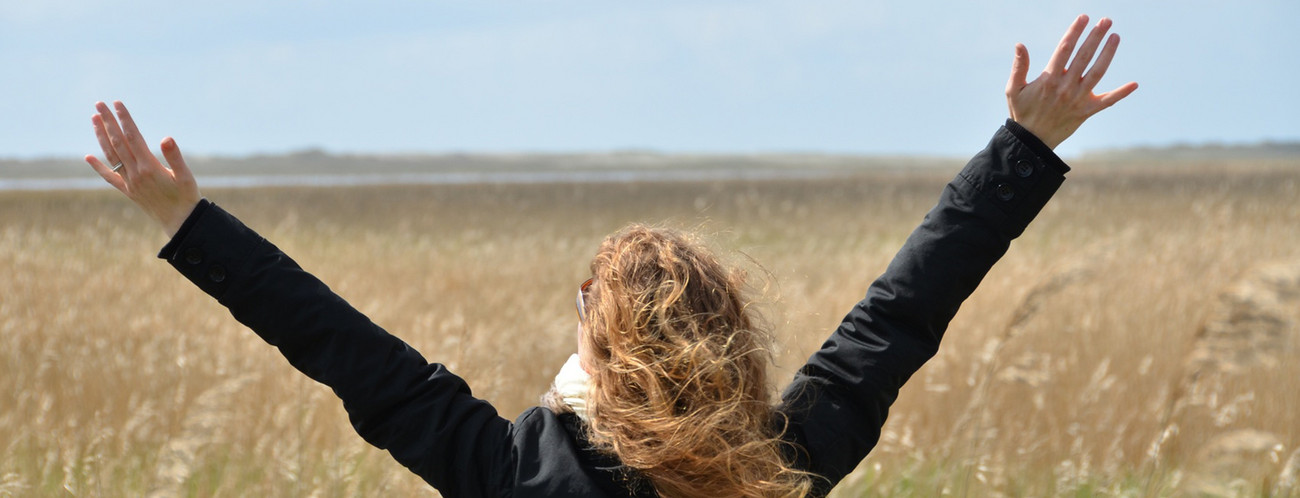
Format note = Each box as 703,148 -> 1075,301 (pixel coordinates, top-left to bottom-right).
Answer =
575,278 -> 594,321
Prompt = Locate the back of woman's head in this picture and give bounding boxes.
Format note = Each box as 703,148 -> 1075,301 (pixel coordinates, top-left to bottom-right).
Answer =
581,224 -> 812,498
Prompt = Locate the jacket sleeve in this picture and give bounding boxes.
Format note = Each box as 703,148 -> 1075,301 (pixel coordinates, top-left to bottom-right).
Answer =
778,120 -> 1069,492
158,200 -> 513,498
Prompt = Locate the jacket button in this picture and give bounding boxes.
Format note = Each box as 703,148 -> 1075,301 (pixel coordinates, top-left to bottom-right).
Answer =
1015,160 -> 1034,178
207,265 -> 227,283
184,247 -> 204,265
995,183 -> 1015,201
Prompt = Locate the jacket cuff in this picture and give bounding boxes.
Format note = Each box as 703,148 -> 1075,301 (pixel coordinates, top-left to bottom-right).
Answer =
1003,118 -> 1069,174
952,122 -> 1071,239
156,200 -> 265,301
158,198 -> 213,260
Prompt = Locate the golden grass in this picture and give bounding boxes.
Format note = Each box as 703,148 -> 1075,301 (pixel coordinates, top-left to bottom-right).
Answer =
2,160 -> 1298,497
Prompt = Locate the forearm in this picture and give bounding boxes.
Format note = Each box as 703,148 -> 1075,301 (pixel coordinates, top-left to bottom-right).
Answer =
157,202 -> 512,493
782,121 -> 1067,489
831,123 -> 1065,383
157,201 -> 421,395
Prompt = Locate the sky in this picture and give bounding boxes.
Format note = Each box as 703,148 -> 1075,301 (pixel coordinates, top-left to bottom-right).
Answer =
1,0 -> 1297,160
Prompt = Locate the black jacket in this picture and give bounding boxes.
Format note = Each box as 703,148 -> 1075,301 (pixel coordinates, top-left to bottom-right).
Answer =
159,120 -> 1067,497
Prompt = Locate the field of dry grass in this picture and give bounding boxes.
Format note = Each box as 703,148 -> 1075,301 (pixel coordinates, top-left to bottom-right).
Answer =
2,158 -> 1298,496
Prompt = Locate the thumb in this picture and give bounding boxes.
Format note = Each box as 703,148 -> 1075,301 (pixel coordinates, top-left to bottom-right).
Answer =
161,137 -> 197,188
1006,43 -> 1030,95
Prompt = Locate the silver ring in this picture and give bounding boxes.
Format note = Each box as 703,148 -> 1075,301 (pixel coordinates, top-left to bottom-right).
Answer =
111,162 -> 124,173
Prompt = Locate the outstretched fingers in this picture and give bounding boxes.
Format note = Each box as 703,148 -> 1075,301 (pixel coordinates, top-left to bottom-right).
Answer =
1082,33 -> 1122,89
91,114 -> 123,172
113,101 -> 158,176
1045,14 -> 1089,74
85,154 -> 128,191
160,137 -> 197,189
1066,18 -> 1112,79
1006,43 -> 1030,94
95,102 -> 137,174
1095,81 -> 1140,113
1084,32 -> 1137,115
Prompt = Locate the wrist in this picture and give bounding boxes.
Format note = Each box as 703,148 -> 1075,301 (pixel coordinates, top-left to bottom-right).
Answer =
163,199 -> 202,239
1003,119 -> 1070,174
1009,117 -> 1063,150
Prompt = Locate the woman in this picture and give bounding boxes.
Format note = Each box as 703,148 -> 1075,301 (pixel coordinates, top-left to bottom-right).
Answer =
86,15 -> 1135,498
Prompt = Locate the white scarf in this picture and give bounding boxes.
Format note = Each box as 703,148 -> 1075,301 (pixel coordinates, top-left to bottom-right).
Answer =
552,353 -> 592,423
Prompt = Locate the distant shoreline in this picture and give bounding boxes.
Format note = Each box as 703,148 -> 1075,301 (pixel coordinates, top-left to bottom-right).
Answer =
5,144 -> 1298,192
0,168 -> 860,192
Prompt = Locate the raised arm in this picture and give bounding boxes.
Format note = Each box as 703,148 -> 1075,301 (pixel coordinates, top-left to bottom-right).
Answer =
778,15 -> 1136,494
85,103 -> 515,496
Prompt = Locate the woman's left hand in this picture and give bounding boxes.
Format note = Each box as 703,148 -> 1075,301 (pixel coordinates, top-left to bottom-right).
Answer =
85,101 -> 202,238
1006,15 -> 1139,150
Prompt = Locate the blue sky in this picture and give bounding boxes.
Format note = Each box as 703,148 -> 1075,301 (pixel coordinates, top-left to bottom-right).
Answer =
1,1 -> 1296,160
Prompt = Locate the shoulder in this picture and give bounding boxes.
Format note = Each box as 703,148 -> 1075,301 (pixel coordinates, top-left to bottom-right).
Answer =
510,407 -> 600,478
510,408 -> 654,497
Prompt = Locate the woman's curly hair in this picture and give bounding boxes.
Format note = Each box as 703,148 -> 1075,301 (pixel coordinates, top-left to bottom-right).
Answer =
579,224 -> 813,498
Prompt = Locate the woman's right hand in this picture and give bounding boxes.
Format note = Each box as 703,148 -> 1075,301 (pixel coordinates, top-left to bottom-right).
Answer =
1005,15 -> 1139,150
85,101 -> 202,238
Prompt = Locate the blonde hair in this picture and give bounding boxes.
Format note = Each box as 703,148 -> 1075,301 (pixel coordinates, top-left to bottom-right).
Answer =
579,224 -> 812,498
